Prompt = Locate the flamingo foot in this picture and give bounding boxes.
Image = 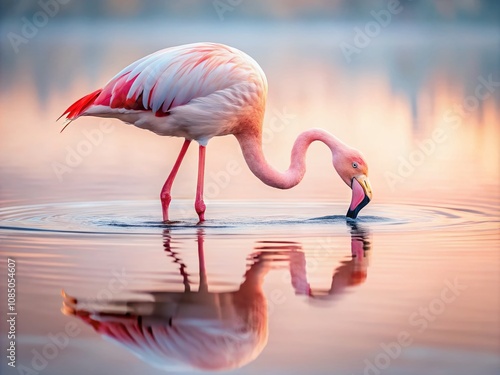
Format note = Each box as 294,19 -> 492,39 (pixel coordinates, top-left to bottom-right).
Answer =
159,139 -> 192,223
195,199 -> 206,223
160,192 -> 172,222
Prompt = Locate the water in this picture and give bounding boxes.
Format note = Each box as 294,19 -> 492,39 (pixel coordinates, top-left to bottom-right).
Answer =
0,21 -> 499,375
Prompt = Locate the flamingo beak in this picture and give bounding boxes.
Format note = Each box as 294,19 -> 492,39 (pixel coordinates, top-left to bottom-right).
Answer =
346,175 -> 372,219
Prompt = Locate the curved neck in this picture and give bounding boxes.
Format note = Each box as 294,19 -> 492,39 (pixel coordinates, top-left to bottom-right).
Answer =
235,128 -> 349,189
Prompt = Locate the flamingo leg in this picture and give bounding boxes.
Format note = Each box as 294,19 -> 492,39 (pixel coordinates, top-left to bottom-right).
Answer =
162,229 -> 191,292
160,139 -> 191,222
195,145 -> 206,223
197,229 -> 208,292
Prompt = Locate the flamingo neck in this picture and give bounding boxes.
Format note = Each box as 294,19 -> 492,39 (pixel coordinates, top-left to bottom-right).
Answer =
236,128 -> 348,189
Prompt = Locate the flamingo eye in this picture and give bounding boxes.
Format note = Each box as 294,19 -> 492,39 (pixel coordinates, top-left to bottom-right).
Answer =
352,162 -> 358,168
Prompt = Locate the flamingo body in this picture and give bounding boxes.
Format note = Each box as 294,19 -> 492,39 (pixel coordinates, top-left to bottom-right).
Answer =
60,42 -> 372,222
61,43 -> 267,145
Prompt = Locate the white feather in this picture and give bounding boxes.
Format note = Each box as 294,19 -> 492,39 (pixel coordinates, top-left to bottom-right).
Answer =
85,43 -> 268,145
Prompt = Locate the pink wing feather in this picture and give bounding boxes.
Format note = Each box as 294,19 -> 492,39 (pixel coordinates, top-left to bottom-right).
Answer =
60,43 -> 263,122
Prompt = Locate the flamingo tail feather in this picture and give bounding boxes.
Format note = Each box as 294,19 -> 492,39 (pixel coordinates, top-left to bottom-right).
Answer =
58,89 -> 102,132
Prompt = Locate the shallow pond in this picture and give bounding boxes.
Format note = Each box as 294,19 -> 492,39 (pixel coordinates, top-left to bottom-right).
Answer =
0,21 -> 499,375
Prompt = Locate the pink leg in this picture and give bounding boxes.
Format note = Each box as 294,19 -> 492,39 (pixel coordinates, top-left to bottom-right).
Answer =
289,251 -> 312,296
195,145 -> 206,223
160,139 -> 191,222
197,229 -> 208,292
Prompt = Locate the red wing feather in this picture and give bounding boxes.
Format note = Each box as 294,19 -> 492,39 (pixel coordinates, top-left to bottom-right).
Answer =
58,88 -> 102,121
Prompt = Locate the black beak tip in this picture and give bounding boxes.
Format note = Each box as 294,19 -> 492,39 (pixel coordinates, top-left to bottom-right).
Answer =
346,210 -> 357,219
346,195 -> 371,220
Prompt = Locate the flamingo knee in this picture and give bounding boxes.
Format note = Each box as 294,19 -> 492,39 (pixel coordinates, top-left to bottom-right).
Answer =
159,139 -> 191,222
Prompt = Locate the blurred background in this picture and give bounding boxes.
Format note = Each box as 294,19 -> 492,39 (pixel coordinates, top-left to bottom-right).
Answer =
0,0 -> 499,205
2,0 -> 499,23
0,3 -> 499,375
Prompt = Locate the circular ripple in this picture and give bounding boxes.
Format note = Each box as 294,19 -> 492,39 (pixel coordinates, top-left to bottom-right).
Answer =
0,200 -> 497,235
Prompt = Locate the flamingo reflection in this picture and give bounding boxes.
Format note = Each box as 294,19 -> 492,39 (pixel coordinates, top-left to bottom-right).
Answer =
252,222 -> 370,300
62,224 -> 370,372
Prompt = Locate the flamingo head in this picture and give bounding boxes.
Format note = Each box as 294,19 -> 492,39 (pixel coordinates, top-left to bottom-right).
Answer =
333,148 -> 373,219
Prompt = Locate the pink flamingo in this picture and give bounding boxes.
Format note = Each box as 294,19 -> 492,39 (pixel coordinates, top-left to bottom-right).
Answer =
60,42 -> 372,222
61,228 -> 369,371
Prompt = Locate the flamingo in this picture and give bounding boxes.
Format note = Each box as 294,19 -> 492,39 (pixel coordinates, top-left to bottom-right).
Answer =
59,42 -> 372,222
61,229 -> 270,372
61,227 -> 369,371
